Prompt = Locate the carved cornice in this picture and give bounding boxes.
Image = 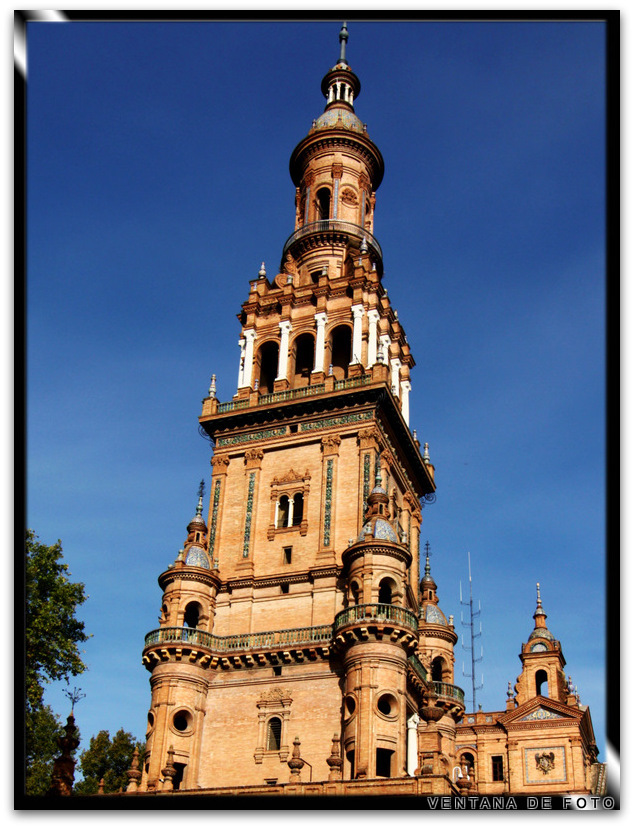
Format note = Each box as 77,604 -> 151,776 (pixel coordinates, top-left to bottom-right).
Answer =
342,541 -> 412,568
158,566 -> 221,591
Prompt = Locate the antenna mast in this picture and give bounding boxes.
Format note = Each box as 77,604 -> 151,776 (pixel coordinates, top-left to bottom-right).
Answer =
460,551 -> 483,712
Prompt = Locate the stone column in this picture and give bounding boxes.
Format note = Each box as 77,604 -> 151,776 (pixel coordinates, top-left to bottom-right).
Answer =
351,305 -> 365,365
400,379 -> 411,425
379,334 -> 391,365
390,357 -> 402,397
237,337 -> 246,388
242,329 -> 256,389
277,320 -> 292,381
313,312 -> 327,374
366,309 -> 380,368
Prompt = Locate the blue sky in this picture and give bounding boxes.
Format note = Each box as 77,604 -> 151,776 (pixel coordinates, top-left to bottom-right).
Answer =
25,17 -> 607,765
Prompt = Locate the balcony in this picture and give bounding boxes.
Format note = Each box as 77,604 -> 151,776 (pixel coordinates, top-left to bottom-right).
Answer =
333,603 -> 419,635
281,220 -> 383,262
432,681 -> 465,706
144,624 -> 333,653
214,374 -> 375,414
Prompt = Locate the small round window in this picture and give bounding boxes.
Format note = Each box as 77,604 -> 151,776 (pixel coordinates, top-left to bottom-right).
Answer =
172,709 -> 193,733
344,694 -> 356,717
377,692 -> 397,717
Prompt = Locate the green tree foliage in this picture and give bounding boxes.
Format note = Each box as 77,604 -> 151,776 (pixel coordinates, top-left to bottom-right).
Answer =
24,705 -> 66,796
25,530 -> 89,794
25,529 -> 89,712
73,729 -> 144,795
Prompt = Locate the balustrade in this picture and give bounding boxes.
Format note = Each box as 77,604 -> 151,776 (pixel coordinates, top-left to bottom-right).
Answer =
333,603 -> 419,633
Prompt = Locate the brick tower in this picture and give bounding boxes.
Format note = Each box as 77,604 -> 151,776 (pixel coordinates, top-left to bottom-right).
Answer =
138,23 -> 465,794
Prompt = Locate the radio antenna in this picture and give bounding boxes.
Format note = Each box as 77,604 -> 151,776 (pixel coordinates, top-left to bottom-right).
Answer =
460,551 -> 483,712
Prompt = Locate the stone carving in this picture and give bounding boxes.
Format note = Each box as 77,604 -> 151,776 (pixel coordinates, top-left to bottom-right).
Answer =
340,187 -> 358,206
535,751 -> 556,774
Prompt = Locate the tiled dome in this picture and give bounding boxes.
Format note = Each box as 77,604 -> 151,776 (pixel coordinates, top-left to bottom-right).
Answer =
185,546 -> 210,569
358,517 -> 398,543
313,107 -> 364,133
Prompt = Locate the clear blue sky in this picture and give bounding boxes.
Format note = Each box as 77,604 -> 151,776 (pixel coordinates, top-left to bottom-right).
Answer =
25,18 -> 607,764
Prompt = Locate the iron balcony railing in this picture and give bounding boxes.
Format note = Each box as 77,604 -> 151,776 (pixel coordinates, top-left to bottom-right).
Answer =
212,375 -> 374,412
333,603 -> 419,634
144,624 -> 333,653
282,220 -> 383,261
432,681 -> 465,706
407,653 -> 429,683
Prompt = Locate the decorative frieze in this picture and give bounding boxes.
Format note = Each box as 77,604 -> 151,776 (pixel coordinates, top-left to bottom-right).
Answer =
217,427 -> 287,448
301,410 -> 373,433
243,472 -> 256,558
323,458 -> 334,547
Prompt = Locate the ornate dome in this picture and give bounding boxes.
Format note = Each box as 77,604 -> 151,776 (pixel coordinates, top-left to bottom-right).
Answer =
313,107 -> 364,133
184,545 -> 210,569
358,516 -> 398,543
423,603 -> 448,626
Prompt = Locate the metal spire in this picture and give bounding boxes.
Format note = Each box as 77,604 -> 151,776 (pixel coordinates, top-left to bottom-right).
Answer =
338,21 -> 349,64
460,551 -> 483,713
196,479 -> 205,517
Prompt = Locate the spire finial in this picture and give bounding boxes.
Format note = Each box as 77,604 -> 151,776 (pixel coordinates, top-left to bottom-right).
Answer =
196,479 -> 205,517
536,582 -> 542,608
424,540 -> 432,576
338,21 -> 349,64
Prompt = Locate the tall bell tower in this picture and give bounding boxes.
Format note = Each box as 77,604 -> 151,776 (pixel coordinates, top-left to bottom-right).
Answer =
139,23 -> 465,793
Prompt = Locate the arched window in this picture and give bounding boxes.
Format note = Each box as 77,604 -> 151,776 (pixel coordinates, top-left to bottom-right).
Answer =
350,581 -> 361,605
292,492 -> 304,526
316,188 -> 331,221
267,717 -> 282,751
431,656 -> 445,682
292,333 -> 315,387
378,578 -> 393,605
184,602 -> 202,629
535,669 -> 549,697
277,495 -> 290,528
258,341 -> 279,395
330,325 -> 352,381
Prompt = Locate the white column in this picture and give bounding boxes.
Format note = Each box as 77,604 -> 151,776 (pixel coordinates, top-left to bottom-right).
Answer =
406,713 -> 420,776
313,312 -> 327,374
367,309 -> 380,368
242,329 -> 256,389
277,320 -> 293,380
237,337 -> 246,388
351,304 -> 365,365
390,357 -> 401,397
400,379 -> 411,425
379,334 -> 391,365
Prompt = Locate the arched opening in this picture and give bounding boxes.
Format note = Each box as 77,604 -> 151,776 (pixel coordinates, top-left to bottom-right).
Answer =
316,187 -> 331,221
378,578 -> 395,605
535,669 -> 549,697
330,325 -> 352,381
292,492 -> 304,526
350,581 -> 361,605
277,495 -> 290,528
461,751 -> 475,778
292,333 -> 315,388
431,656 -> 445,683
258,341 -> 279,394
266,717 -> 282,751
183,602 -> 202,629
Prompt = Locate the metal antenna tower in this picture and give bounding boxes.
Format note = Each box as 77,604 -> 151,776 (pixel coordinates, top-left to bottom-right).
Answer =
460,551 -> 483,712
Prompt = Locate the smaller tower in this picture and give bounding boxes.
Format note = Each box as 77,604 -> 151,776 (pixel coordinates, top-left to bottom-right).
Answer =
415,544 -> 462,780
140,487 -> 221,792
512,583 -> 571,706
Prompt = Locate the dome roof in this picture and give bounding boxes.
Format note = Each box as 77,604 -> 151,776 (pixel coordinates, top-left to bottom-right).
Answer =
358,517 -> 398,543
422,603 -> 448,626
184,545 -> 210,569
528,627 -> 555,641
313,106 -> 364,133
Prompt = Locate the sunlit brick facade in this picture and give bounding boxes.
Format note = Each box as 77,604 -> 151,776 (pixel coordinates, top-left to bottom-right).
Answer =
132,24 -> 603,799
